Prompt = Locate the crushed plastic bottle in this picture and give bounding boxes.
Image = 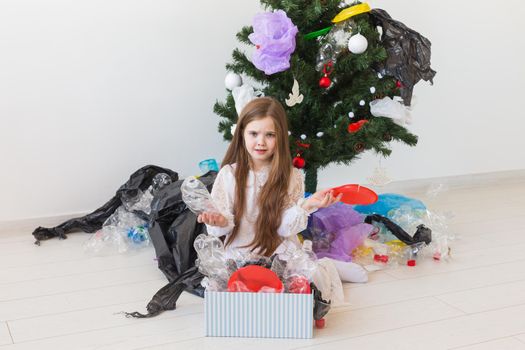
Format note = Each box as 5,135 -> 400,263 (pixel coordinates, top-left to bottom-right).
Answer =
181,176 -> 219,215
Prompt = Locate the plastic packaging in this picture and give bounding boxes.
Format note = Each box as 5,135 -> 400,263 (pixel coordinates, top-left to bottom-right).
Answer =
193,234 -> 232,290
194,234 -> 321,295
309,203 -> 373,262
369,96 -> 411,126
181,176 -> 219,215
370,8 -> 436,106
315,19 -> 354,71
313,258 -> 345,305
354,193 -> 426,217
151,173 -> 173,192
199,159 -> 219,173
122,189 -> 154,215
285,240 -> 318,281
83,207 -> 151,255
122,173 -> 172,215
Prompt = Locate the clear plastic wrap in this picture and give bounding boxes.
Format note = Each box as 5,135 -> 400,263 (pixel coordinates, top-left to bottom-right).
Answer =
181,176 -> 219,215
284,240 -> 318,293
83,207 -> 150,255
313,258 -> 345,305
369,96 -> 411,126
193,234 -> 232,291
151,173 -> 172,192
121,173 -> 172,215
315,20 -> 354,71
122,189 -> 154,214
193,234 -> 323,296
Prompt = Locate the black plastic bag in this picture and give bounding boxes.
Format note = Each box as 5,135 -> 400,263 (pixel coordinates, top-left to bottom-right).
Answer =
32,164 -> 178,243
370,8 -> 437,106
364,214 -> 432,245
311,283 -> 331,320
148,171 -> 217,283
124,171 -> 217,317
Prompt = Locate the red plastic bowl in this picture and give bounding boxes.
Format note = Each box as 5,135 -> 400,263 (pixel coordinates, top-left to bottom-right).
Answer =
332,184 -> 378,205
227,265 -> 283,293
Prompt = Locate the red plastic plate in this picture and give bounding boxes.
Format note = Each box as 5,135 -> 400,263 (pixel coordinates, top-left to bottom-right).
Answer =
227,265 -> 283,293
331,184 -> 378,205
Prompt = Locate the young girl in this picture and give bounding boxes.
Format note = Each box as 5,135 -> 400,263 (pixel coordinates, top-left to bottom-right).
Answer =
198,97 -> 367,284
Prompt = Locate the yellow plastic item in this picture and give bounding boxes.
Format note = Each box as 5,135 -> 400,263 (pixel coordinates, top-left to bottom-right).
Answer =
331,3 -> 371,23
385,240 -> 406,255
352,245 -> 374,258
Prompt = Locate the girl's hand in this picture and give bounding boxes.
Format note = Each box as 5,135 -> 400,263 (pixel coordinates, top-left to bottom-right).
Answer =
197,212 -> 229,227
302,189 -> 342,212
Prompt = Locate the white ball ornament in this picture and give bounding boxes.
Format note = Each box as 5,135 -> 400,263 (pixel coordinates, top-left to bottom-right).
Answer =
370,87 -> 376,94
288,131 -> 292,136
300,134 -> 307,140
348,111 -> 355,118
224,72 -> 243,90
316,132 -> 324,137
359,100 -> 366,106
348,33 -> 368,54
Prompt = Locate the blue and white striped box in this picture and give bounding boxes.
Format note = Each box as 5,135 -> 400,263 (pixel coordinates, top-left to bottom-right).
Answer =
205,291 -> 313,339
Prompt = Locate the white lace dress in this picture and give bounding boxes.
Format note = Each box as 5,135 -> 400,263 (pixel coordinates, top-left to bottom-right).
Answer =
205,164 -> 312,259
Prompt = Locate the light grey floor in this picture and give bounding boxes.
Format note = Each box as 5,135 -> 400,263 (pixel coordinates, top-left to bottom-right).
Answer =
1,180 -> 525,349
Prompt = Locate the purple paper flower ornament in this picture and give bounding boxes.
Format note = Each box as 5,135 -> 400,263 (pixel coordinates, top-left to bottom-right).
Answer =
248,10 -> 298,75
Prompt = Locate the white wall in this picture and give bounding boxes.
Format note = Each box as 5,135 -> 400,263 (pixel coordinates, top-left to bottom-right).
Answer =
1,0 -> 524,221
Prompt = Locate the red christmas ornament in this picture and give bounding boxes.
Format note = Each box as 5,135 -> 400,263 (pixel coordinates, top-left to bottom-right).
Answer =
292,154 -> 305,169
319,62 -> 333,89
395,80 -> 403,88
347,119 -> 368,133
319,76 -> 331,88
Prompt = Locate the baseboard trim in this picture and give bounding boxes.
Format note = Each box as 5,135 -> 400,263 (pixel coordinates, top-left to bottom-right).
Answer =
373,168 -> 525,194
0,212 -> 87,235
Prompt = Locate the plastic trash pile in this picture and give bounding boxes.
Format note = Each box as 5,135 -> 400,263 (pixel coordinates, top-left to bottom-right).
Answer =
307,190 -> 454,270
83,173 -> 172,255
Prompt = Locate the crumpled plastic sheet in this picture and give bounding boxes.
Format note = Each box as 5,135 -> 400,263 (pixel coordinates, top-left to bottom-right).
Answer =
82,206 -> 151,256
354,193 -> 426,217
369,96 -> 411,126
370,8 -> 436,106
316,19 -> 354,71
309,203 -> 374,262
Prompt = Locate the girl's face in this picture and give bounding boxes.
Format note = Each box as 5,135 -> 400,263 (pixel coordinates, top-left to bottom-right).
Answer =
243,116 -> 277,169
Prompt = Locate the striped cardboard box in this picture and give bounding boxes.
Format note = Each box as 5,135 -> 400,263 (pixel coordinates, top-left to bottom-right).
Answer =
205,291 -> 313,339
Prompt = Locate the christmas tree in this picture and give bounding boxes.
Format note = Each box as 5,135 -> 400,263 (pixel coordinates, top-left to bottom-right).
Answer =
214,1 -> 435,193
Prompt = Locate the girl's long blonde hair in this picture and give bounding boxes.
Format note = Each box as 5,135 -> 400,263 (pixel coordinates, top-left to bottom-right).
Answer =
221,97 -> 292,256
